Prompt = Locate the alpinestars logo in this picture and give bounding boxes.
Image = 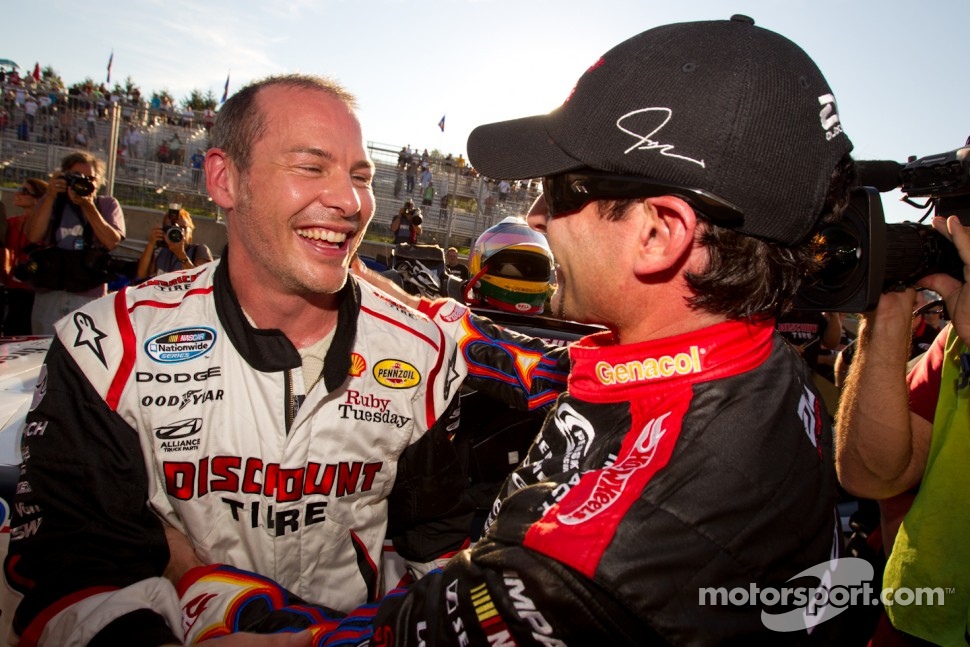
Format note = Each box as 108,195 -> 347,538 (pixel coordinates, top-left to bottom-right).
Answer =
73,312 -> 108,367
818,94 -> 844,141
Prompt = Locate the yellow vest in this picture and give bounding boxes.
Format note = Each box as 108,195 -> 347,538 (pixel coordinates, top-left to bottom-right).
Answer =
885,326 -> 970,645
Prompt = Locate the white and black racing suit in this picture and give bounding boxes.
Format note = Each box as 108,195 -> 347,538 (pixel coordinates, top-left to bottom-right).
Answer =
3,258 -> 569,646
180,300 -> 850,646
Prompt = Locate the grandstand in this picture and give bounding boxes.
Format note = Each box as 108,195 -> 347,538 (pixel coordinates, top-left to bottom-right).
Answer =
0,83 -> 540,253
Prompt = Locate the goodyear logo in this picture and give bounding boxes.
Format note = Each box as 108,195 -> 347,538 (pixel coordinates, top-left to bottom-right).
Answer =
373,359 -> 420,389
596,345 -> 702,385
146,327 -> 217,364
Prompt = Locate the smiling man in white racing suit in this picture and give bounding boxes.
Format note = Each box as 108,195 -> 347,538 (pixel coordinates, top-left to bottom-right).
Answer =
2,75 -> 570,647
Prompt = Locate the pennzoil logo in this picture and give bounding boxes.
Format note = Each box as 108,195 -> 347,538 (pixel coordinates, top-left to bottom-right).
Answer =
349,353 -> 366,377
596,345 -> 702,385
146,327 -> 217,364
373,359 -> 421,389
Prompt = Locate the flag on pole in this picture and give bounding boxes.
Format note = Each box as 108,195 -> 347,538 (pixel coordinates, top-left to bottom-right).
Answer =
106,50 -> 113,84
221,72 -> 230,104
32,62 -> 40,82
438,115 -> 446,132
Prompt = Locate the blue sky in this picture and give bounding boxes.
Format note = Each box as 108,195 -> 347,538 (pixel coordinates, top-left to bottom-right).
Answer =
5,0 -> 969,224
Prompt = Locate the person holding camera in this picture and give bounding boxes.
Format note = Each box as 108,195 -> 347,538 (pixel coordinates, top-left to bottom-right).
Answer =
836,214 -> 970,646
135,205 -> 213,280
391,198 -> 422,244
22,150 -> 126,335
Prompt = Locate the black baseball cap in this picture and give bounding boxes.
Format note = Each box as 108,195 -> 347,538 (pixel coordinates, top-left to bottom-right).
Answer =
467,15 -> 853,246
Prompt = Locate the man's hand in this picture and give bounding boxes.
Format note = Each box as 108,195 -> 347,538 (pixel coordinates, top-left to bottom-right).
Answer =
163,522 -> 205,584
918,215 -> 970,345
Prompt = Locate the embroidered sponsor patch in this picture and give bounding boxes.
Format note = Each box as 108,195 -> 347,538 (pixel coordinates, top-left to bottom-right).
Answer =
349,352 -> 366,377
373,359 -> 421,389
146,327 -> 216,364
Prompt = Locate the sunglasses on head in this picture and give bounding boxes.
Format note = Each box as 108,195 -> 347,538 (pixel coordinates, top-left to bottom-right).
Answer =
541,170 -> 746,227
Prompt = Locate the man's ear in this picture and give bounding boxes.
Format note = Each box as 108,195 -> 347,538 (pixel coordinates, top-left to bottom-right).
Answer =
633,195 -> 698,275
204,148 -> 236,210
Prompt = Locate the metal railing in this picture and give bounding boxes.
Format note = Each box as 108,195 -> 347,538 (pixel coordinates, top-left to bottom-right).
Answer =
0,100 -> 540,250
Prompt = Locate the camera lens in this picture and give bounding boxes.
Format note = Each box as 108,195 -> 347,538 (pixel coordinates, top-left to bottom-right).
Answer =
165,227 -> 184,245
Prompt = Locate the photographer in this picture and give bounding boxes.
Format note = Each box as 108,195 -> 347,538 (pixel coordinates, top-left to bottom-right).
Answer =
391,198 -> 422,244
836,214 -> 970,645
135,205 -> 213,280
23,151 -> 126,335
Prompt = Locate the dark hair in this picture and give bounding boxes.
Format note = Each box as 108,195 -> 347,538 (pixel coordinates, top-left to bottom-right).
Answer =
59,151 -> 104,185
23,178 -> 48,198
684,153 -> 856,319
210,74 -> 358,172
597,154 -> 856,320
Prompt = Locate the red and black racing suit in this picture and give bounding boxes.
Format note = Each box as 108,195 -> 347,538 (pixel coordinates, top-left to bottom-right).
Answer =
175,300 -> 849,645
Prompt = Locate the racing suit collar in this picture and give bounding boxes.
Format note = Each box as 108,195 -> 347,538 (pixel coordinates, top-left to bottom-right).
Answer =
567,319 -> 776,401
213,246 -> 359,390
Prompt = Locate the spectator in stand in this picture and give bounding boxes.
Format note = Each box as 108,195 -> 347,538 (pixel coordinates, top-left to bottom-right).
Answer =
2,179 -> 47,335
405,156 -> 418,194
483,192 -> 496,217
202,106 -> 216,132
444,246 -> 469,281
421,181 -> 435,209
837,215 -> 970,646
85,105 -> 97,138
23,151 -> 126,334
497,178 -> 511,202
156,139 -> 171,164
169,132 -> 184,165
73,128 -> 87,149
16,117 -> 29,142
419,166 -> 433,193
135,205 -> 213,280
123,123 -> 142,160
24,94 -> 38,132
190,148 -> 206,189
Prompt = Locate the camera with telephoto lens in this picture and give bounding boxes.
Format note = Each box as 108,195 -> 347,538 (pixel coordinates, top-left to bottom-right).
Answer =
64,172 -> 96,197
157,205 -> 185,247
795,143 -> 969,313
161,225 -> 184,246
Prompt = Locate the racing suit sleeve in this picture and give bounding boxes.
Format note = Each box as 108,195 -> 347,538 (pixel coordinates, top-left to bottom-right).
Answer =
417,298 -> 571,411
175,540 -> 645,647
4,338 -> 180,646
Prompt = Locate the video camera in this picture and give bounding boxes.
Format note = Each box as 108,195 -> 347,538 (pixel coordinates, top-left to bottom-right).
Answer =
795,143 -> 969,312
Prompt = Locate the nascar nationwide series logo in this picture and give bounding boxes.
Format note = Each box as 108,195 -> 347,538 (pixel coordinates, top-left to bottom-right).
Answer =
373,359 -> 420,389
146,327 -> 217,364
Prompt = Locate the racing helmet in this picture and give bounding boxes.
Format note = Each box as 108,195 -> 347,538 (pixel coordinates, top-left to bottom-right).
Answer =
468,217 -> 554,314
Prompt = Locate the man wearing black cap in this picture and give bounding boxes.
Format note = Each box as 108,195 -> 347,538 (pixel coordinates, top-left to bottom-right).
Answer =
175,17 -> 860,644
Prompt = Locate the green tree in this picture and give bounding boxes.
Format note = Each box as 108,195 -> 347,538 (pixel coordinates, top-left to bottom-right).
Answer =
113,76 -> 140,102
182,89 -> 216,111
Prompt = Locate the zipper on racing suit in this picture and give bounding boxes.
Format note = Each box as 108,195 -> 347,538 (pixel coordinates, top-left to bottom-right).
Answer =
285,369 -> 296,435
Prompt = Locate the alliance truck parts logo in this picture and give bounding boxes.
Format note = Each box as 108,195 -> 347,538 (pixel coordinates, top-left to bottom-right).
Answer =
146,327 -> 217,364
